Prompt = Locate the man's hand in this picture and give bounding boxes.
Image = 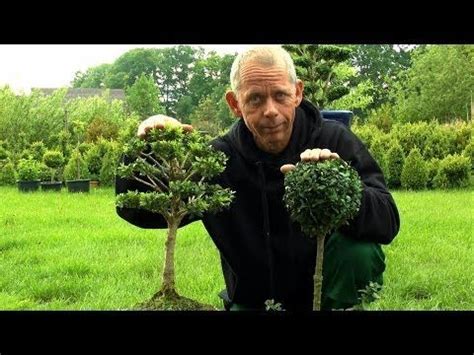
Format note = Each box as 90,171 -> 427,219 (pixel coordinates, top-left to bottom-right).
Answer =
280,148 -> 340,174
137,114 -> 194,138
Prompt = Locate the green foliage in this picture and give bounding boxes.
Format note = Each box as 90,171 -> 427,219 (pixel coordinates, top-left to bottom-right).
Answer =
42,150 -> 64,182
85,116 -> 120,143
392,122 -> 431,157
116,126 -> 234,222
264,299 -> 285,311
350,45 -> 413,112
366,104 -> 395,133
72,63 -> 111,88
17,159 -> 40,181
401,148 -> 428,190
64,149 -> 90,181
433,154 -> 470,189
189,88 -> 234,138
100,148 -> 119,186
104,48 -> 160,89
0,160 -> 16,185
393,45 -> 474,123
462,140 -> 474,170
422,125 -> 453,160
283,44 -> 353,108
283,159 -> 363,238
357,282 -> 383,309
369,134 -> 392,176
125,73 -> 164,120
426,158 -> 441,189
351,124 -> 381,150
84,145 -> 103,180
386,141 -> 405,188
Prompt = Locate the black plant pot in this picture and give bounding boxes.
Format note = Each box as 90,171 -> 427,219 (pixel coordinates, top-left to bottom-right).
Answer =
18,180 -> 41,192
66,179 -> 91,193
41,181 -> 63,192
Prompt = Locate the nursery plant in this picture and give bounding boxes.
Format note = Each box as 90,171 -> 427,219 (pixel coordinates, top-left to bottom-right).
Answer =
116,125 -> 234,310
283,159 -> 363,310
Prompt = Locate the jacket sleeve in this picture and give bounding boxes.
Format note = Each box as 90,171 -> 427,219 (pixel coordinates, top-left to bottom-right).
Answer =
115,154 -> 199,229
336,129 -> 400,245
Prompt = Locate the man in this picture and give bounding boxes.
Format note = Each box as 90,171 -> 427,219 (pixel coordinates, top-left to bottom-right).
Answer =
116,46 -> 400,311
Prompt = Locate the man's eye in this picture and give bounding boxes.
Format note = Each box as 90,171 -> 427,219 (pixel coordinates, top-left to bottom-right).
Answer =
249,96 -> 261,104
276,92 -> 287,100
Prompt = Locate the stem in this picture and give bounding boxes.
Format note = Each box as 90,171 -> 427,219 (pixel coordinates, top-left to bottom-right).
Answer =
141,152 -> 169,179
313,234 -> 326,311
160,219 -> 180,295
132,175 -> 159,191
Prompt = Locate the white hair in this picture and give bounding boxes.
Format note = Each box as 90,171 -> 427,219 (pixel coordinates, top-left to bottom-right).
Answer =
230,46 -> 297,93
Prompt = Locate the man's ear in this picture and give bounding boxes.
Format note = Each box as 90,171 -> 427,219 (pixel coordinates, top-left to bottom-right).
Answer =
295,79 -> 304,106
225,91 -> 242,117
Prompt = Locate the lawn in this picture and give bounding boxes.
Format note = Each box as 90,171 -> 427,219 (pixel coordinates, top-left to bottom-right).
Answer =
0,186 -> 472,310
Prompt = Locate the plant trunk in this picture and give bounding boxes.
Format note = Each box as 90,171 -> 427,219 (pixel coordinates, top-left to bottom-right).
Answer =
160,220 -> 179,296
313,234 -> 326,311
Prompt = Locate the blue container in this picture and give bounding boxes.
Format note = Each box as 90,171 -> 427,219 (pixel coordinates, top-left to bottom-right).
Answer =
320,110 -> 353,128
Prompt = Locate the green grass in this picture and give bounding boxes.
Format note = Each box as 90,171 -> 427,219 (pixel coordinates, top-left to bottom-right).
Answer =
0,186 -> 472,310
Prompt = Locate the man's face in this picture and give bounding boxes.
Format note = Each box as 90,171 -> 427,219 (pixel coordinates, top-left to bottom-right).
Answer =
226,62 -> 303,154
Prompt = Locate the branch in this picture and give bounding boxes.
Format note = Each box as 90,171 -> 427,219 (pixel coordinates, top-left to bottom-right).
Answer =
147,174 -> 169,192
132,175 -> 160,191
141,152 -> 170,178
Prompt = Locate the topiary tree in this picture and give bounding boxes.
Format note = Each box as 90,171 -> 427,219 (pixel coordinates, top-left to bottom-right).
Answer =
43,150 -> 65,182
433,154 -> 470,189
100,148 -> 118,187
386,141 -> 405,188
283,159 -> 363,310
116,125 -> 234,310
0,160 -> 16,185
401,148 -> 428,190
64,148 -> 89,181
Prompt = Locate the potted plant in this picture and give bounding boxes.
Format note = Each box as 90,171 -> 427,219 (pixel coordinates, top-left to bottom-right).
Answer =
283,159 -> 363,310
116,125 -> 234,310
41,150 -> 64,192
64,148 -> 90,193
17,158 -> 41,192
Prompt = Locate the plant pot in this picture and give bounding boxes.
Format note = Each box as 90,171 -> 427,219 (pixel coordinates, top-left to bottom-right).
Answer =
18,180 -> 41,192
41,181 -> 63,192
90,180 -> 100,188
66,179 -> 91,193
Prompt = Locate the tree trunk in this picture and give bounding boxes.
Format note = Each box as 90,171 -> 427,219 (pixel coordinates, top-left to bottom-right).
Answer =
313,234 -> 326,311
160,220 -> 179,296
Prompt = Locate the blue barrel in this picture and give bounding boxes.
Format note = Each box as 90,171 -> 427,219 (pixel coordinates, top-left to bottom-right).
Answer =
320,110 -> 353,128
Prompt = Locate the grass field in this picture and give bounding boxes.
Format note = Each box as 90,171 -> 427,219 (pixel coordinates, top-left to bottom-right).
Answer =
0,186 -> 472,310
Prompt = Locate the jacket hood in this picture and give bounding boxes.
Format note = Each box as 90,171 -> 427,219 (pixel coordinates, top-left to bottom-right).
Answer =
224,99 -> 323,166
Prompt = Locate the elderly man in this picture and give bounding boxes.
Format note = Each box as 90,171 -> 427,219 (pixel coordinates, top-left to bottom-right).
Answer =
116,46 -> 400,311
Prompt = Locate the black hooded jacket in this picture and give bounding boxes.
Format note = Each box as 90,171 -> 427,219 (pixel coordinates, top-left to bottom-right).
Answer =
116,99 -> 400,311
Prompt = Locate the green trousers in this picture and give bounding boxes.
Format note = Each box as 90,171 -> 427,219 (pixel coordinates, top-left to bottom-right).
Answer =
230,232 -> 386,311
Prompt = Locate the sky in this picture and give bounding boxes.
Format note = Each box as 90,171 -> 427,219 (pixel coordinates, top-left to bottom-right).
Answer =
0,45 -> 258,94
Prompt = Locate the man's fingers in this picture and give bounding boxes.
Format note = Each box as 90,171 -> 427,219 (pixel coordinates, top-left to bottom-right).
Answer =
299,148 -> 341,162
280,164 -> 296,174
182,124 -> 194,132
319,149 -> 332,160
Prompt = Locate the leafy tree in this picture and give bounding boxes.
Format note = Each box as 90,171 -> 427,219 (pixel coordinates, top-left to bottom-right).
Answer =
72,64 -> 112,88
283,44 -> 352,108
350,45 -> 413,110
43,150 -> 64,182
116,126 -> 234,309
104,48 -> 160,89
155,46 -> 198,116
401,148 -> 428,190
125,73 -> 164,120
283,159 -> 363,310
393,45 -> 474,123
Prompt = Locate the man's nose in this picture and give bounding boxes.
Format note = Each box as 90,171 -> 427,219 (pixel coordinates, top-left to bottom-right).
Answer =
263,98 -> 278,119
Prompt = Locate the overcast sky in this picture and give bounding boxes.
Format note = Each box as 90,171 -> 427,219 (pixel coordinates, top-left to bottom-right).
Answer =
0,45 -> 258,93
